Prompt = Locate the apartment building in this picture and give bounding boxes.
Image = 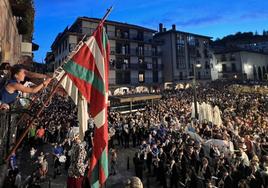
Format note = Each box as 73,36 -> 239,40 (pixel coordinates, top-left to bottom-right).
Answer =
154,24 -> 213,84
49,17 -> 163,90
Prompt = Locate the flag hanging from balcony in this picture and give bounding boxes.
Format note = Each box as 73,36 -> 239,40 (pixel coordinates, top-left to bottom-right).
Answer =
62,23 -> 109,187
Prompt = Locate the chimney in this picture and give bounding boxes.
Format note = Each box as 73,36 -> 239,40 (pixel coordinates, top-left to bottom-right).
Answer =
159,23 -> 163,32
172,24 -> 176,31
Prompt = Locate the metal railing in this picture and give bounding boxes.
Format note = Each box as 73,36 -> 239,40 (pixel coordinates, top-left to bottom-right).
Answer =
0,112 -> 9,164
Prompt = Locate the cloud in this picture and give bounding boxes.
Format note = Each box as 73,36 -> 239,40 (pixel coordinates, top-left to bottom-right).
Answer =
240,12 -> 268,20
175,15 -> 223,27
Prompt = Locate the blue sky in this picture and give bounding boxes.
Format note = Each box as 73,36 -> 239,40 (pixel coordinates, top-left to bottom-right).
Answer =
34,0 -> 268,62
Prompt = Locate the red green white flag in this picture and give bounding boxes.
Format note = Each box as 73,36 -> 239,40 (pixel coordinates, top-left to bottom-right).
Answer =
63,23 -> 109,187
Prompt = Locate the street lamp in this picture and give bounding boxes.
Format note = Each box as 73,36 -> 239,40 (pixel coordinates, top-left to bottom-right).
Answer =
193,63 -> 201,119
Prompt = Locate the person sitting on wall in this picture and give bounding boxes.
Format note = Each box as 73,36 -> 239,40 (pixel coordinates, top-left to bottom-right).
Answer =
0,64 -> 52,106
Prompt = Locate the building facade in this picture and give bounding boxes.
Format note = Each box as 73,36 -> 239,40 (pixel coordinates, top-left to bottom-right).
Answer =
49,17 -> 163,90
214,50 -> 268,80
237,41 -> 268,53
0,0 -> 21,65
154,24 -> 212,84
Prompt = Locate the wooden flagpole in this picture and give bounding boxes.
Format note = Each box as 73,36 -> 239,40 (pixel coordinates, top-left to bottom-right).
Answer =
5,6 -> 113,162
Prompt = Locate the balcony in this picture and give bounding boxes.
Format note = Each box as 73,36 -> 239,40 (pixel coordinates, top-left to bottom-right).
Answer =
110,62 -> 163,71
229,57 -> 236,61
110,47 -> 130,56
131,36 -> 144,41
152,51 -> 162,57
128,48 -> 161,57
128,63 -> 149,70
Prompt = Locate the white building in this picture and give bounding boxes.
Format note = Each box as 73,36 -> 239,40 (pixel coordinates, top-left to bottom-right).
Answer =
214,49 -> 268,80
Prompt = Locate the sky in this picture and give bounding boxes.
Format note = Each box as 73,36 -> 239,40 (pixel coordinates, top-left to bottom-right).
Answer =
34,0 -> 268,62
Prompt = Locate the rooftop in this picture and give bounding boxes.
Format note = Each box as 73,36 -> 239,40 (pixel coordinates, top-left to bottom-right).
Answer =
51,17 -> 157,49
214,46 -> 268,55
155,29 -> 212,39
78,17 -> 157,33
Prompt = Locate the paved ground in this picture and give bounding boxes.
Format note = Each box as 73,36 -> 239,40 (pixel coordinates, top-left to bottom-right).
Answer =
16,143 -> 163,188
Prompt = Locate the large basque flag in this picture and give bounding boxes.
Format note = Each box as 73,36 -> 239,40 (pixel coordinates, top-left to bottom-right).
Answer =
63,23 -> 109,187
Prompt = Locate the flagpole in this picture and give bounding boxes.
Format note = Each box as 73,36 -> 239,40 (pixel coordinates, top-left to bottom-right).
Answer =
99,6 -> 113,26
5,6 -> 113,162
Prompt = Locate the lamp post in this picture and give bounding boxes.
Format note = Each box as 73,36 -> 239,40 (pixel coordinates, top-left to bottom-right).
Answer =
193,63 -> 201,119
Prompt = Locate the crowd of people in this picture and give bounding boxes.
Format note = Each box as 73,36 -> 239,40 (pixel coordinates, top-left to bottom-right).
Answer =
108,84 -> 268,188
2,63 -> 268,188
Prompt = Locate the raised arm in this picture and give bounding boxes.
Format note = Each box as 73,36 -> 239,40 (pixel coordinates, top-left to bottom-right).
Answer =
24,70 -> 50,79
7,78 -> 52,94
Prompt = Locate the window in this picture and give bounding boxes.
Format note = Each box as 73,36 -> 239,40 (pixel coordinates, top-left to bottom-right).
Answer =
116,43 -> 122,54
177,34 -> 185,58
152,47 -> 157,56
116,29 -> 121,37
110,59 -> 115,68
187,35 -> 196,46
65,40 -> 67,50
123,58 -> 129,69
231,63 -> 237,72
196,50 -> 201,57
147,63 -> 152,70
205,61 -> 210,69
203,40 -> 208,48
153,71 -> 158,83
153,58 -> 158,69
176,58 -> 186,69
121,44 -> 129,55
230,54 -> 236,61
138,71 -> 145,83
221,55 -> 227,61
124,31 -> 129,39
195,39 -> 200,47
137,31 -> 144,40
138,45 -> 144,56
69,43 -> 76,52
197,72 -> 201,79
179,72 -> 183,80
203,49 -> 209,58
123,58 -> 129,64
222,64 -> 227,72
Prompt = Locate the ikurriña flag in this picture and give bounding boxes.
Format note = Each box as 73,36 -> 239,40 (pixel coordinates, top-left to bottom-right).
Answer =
63,22 -> 109,188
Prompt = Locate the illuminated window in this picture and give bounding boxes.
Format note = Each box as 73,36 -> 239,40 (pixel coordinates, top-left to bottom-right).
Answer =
138,72 -> 145,83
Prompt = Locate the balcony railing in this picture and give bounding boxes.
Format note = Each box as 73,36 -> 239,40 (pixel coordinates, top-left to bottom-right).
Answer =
111,47 -> 162,57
